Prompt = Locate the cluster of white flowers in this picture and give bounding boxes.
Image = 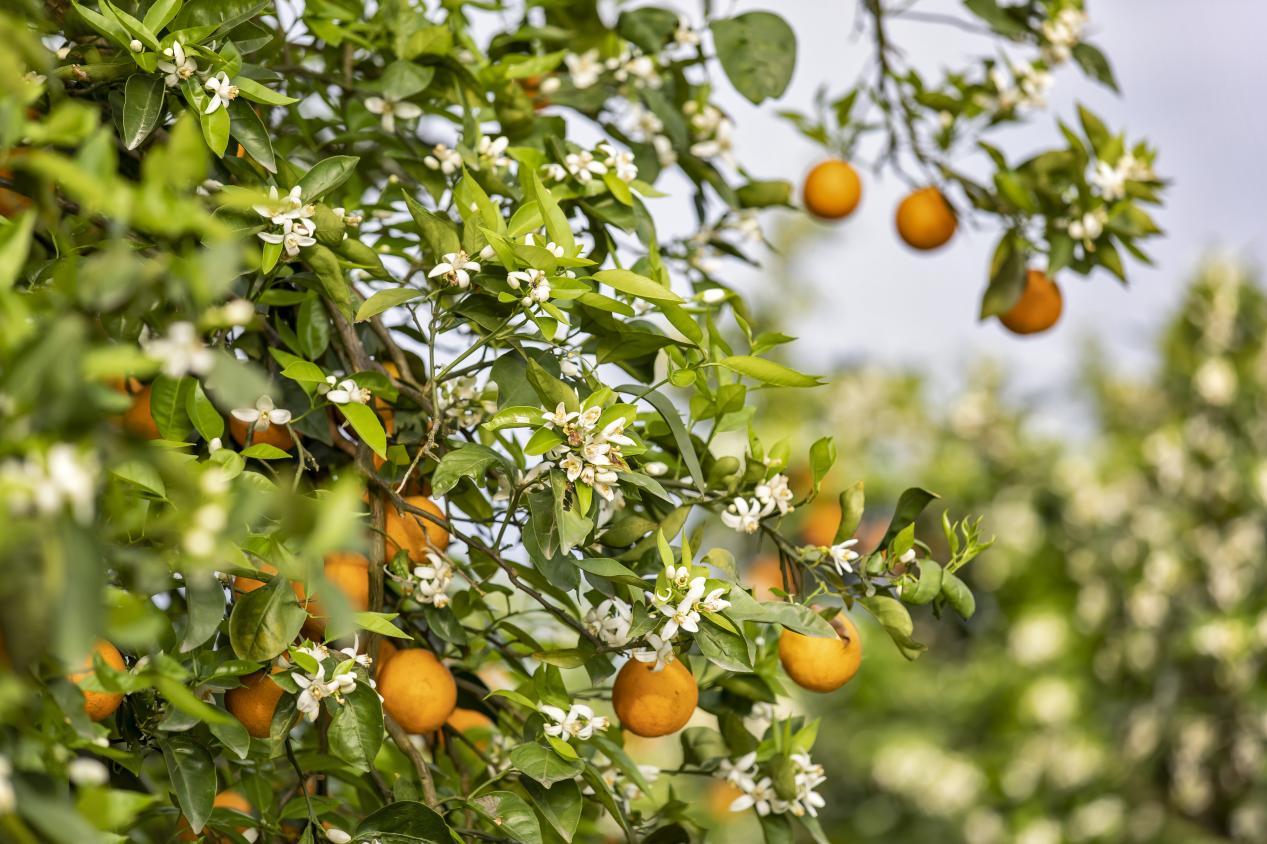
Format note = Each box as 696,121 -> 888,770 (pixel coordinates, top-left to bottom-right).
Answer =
319,375 -> 371,406
638,566 -> 730,669
507,267 -> 552,308
545,143 -> 636,186
582,754 -> 660,811
1041,7 -> 1089,64
154,43 -> 242,114
476,135 -> 511,170
0,443 -> 99,524
1064,207 -> 1107,249
144,320 -> 215,378
157,41 -> 197,87
254,185 -> 317,257
439,376 -> 497,429
1089,151 -> 1154,201
429,250 -> 481,289
540,702 -> 609,742
561,46 -> 662,92
718,751 -> 827,818
231,395 -> 293,434
365,93 -> 422,133
389,550 -> 455,608
424,143 -> 463,175
684,101 -> 735,165
623,102 -> 676,167
722,473 -> 794,534
986,61 -> 1053,112
543,403 -> 634,502
289,639 -> 374,722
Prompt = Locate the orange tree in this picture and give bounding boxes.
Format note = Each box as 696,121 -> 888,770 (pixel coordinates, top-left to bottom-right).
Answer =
0,2 -> 1149,842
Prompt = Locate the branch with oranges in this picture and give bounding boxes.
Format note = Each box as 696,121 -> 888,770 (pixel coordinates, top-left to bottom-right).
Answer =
786,0 -> 1167,335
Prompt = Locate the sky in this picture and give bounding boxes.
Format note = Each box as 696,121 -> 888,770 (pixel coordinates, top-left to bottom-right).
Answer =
654,0 -> 1267,409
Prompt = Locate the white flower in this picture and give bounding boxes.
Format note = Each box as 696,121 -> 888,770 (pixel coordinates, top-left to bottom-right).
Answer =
258,217 -> 316,257
755,473 -> 794,515
632,633 -> 675,671
565,49 -> 602,89
157,41 -> 197,87
657,577 -> 705,638
614,54 -> 660,88
674,16 -> 700,48
542,162 -> 568,182
231,395 -> 292,432
67,757 -> 109,787
559,352 -> 582,378
477,135 -> 511,170
565,150 -> 606,184
129,39 -> 143,53
144,321 -> 215,378
326,378 -> 370,405
324,828 -> 352,844
652,134 -> 676,167
208,437 -> 223,454
598,143 -> 638,183
428,250 -> 480,288
542,402 -> 578,428
721,496 -> 774,534
560,453 -> 584,482
203,72 -> 239,114
585,598 -> 633,647
365,94 -> 422,133
689,115 -> 735,164
540,703 -> 608,742
424,143 -> 463,175
1067,208 -> 1107,245
696,584 -> 731,614
1013,61 -> 1053,108
222,298 -> 255,325
1091,159 -> 1128,201
830,539 -> 860,575
253,186 -> 313,226
644,461 -> 668,477
898,547 -> 917,565
293,666 -> 331,721
405,552 -> 455,607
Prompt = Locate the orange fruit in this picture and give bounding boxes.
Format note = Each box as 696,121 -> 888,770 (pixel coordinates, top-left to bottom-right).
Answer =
225,669 -> 286,739
120,383 -> 161,440
999,269 -> 1063,335
385,496 -> 449,560
178,790 -> 253,842
801,498 -> 841,547
229,416 -> 295,452
802,160 -> 862,220
373,638 -> 398,681
708,780 -> 746,820
895,187 -> 956,251
234,564 -> 308,606
447,707 -> 492,733
301,552 -> 371,638
612,657 -> 698,738
778,614 -> 862,693
378,648 -> 457,734
69,640 -> 127,721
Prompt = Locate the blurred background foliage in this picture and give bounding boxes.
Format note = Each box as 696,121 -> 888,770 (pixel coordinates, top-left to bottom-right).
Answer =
705,258 -> 1267,844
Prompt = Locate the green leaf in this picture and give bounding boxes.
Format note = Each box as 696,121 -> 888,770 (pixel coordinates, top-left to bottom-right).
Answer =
403,191 -> 462,259
298,155 -> 360,201
339,401 -> 388,458
240,443 -> 291,460
142,0 -> 182,31
431,443 -> 505,495
185,380 -> 224,441
592,269 -> 683,304
232,76 -> 299,106
0,212 -> 36,290
903,560 -> 943,606
306,243 -> 355,318
808,437 -> 835,491
161,737 -> 216,835
182,570 -> 226,652
329,683 -> 384,773
526,170 -> 575,256
527,358 -> 578,412
941,571 -> 976,619
717,355 -> 823,388
149,375 -> 194,441
859,595 -> 926,660
878,487 -> 939,550
122,74 -> 165,150
696,618 -> 753,672
1073,42 -> 1118,91
980,231 -> 1028,319
227,574 -> 307,662
511,743 -> 584,787
835,481 -> 865,544
352,612 -> 411,638
228,99 -> 277,173
354,801 -> 453,844
521,778 -> 581,843
355,287 -> 426,322
471,792 -> 542,844
711,12 -> 797,104
575,557 -> 643,586
482,405 -> 543,431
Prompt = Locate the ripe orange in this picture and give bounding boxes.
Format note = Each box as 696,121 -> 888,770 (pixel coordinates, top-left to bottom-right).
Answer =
379,648 -> 457,734
373,638 -> 398,681
778,614 -> 862,693
178,790 -> 253,842
385,495 -> 449,560
746,555 -> 785,602
120,382 -> 161,440
447,707 -> 492,733
69,640 -> 126,722
302,552 -> 371,638
229,416 -> 295,452
801,498 -> 841,547
225,669 -> 285,739
802,160 -> 862,220
895,187 -> 957,251
708,780 -> 745,820
612,657 -> 698,738
999,269 -> 1063,335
